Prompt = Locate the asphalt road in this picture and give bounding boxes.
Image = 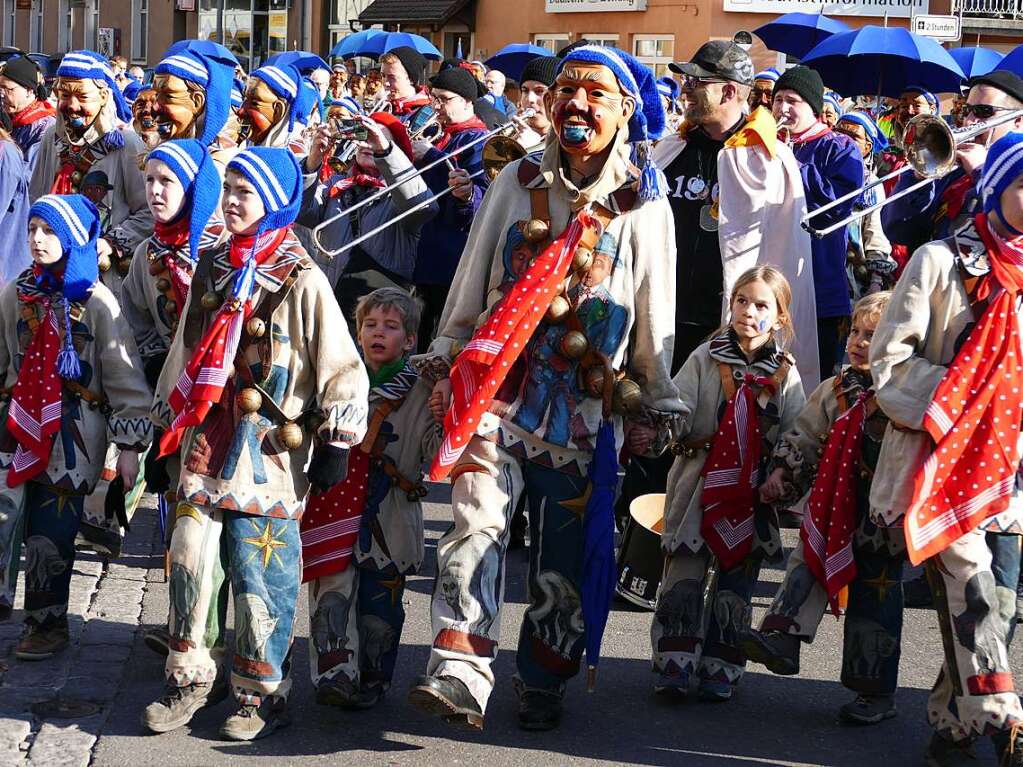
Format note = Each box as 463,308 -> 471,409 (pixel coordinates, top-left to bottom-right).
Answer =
90,486 -> 1022,767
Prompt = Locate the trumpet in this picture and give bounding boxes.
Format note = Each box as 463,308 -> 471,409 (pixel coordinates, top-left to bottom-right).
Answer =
362,94 -> 391,114
776,116 -> 793,145
803,109 -> 1023,238
409,112 -> 442,142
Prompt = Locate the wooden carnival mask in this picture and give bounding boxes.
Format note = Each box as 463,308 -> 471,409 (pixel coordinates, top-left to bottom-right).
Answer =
238,76 -> 287,145
55,76 -> 110,137
545,62 -> 635,159
152,72 -> 207,142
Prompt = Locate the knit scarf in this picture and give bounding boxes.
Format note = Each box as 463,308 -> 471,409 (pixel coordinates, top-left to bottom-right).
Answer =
153,216 -> 193,308
435,116 -> 487,152
785,121 -> 831,146
430,210 -> 593,481
328,173 -> 386,198
905,212 -> 1023,565
11,100 -> 55,128
700,373 -> 775,570
158,227 -> 287,458
801,390 -> 871,615
6,273 -> 70,486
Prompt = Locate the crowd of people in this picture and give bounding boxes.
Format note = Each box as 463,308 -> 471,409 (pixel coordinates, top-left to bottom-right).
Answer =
0,31 -> 1019,767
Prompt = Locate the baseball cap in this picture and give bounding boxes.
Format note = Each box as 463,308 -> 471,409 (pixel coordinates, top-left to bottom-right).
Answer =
670,40 -> 754,87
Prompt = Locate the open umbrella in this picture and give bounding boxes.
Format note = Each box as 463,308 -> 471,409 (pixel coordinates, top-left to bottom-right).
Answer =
801,26 -> 965,98
753,12 -> 850,61
330,29 -> 386,60
161,39 -> 240,68
949,46 -> 1003,79
995,42 -> 1023,78
357,32 -> 443,62
485,43 -> 549,83
266,51 -> 329,75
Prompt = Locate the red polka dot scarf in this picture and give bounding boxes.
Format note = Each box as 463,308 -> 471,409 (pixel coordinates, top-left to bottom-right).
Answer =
300,447 -> 370,582
906,212 -> 1023,565
430,210 -> 594,481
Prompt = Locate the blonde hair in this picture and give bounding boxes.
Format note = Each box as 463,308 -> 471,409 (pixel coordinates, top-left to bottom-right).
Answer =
851,290 -> 891,327
355,287 -> 422,339
727,265 -> 794,345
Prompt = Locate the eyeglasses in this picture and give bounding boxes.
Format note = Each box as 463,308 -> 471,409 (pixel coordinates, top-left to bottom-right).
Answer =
680,75 -> 727,91
431,93 -> 460,106
961,103 -> 1013,120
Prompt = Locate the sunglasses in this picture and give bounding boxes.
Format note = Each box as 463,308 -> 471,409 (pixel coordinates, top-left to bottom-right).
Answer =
961,103 -> 1013,120
680,75 -> 727,91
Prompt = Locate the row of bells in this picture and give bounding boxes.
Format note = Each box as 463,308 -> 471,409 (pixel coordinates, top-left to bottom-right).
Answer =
236,387 -> 305,449
98,251 -> 133,276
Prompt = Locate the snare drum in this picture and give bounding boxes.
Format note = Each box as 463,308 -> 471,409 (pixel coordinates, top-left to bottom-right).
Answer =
615,493 -> 666,611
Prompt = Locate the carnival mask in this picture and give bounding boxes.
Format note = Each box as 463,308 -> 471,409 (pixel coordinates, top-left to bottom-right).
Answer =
546,63 -> 634,158
152,72 -> 206,142
56,76 -> 109,137
132,87 -> 161,149
238,76 -> 287,145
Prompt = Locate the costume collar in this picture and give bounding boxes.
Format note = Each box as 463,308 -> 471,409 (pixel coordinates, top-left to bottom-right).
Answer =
370,359 -> 418,401
708,328 -> 784,376
12,100 -> 55,128
787,120 -> 831,145
210,229 -> 306,294
952,215 -> 992,277
534,129 -> 638,211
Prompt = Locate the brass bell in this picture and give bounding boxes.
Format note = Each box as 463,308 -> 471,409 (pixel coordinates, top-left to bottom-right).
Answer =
156,278 -> 171,293
148,261 -> 165,276
246,317 -> 266,338
70,170 -> 83,186
116,256 -> 132,276
277,422 -> 304,450
522,218 -> 549,244
583,366 -> 606,398
573,247 -> 593,272
237,387 -> 262,414
201,291 -> 221,310
612,378 -> 643,414
545,295 -> 570,323
559,330 -> 589,360
97,252 -> 112,272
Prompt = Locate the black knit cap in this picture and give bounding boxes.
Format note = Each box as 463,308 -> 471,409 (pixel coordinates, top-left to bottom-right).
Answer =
774,65 -> 825,116
1,55 -> 41,91
385,46 -> 427,86
520,55 -> 559,87
969,69 -> 1023,104
429,66 -> 479,102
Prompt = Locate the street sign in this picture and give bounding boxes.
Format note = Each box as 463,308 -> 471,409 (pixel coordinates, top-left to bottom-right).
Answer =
912,13 -> 961,41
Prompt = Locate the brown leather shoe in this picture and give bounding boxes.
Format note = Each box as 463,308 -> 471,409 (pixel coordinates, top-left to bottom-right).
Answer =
15,622 -> 69,661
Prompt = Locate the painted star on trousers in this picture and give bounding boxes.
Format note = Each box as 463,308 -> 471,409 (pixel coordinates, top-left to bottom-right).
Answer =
861,566 -> 898,602
377,575 -> 405,607
559,483 -> 593,523
242,520 -> 288,570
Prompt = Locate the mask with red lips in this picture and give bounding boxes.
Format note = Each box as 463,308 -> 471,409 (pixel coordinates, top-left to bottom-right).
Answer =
545,62 -> 634,157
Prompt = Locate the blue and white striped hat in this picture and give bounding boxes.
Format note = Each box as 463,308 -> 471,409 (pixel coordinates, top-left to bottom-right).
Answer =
231,78 -> 244,111
56,50 -> 131,123
330,96 -> 363,115
754,68 -> 781,83
837,110 -> 888,153
981,131 -> 1023,235
154,43 -> 236,146
823,91 -> 843,116
250,63 -> 302,131
226,147 -> 302,233
147,139 -> 221,265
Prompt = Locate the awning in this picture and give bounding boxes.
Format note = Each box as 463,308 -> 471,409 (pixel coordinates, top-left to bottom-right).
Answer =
358,0 -> 471,25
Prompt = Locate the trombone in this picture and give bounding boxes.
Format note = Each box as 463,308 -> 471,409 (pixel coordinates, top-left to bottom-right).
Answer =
803,109 -> 1023,238
312,109 -> 536,257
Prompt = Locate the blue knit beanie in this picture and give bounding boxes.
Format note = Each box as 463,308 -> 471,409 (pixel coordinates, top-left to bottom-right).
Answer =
837,110 -> 888,153
123,80 -> 144,104
823,91 -> 843,116
250,64 -> 302,131
556,45 -> 668,200
147,139 -> 221,265
226,147 -> 302,233
295,77 -> 322,128
57,50 -> 131,123
981,131 -> 1023,236
154,42 -> 237,146
656,75 -> 681,102
28,194 -> 101,379
754,68 -> 781,83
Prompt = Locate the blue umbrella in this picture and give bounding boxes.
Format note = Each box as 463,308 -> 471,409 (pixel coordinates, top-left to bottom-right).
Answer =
581,418 -> 619,691
949,46 -> 1003,79
753,12 -> 850,61
161,39 -> 240,68
802,26 -> 965,98
357,32 -> 443,62
330,29 -> 386,60
485,43 -> 549,83
994,43 -> 1023,78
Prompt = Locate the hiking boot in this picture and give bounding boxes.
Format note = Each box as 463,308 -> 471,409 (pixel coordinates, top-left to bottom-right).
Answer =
408,675 -> 484,730
219,697 -> 290,741
517,690 -> 562,731
994,724 -> 1023,767
15,621 -> 69,661
839,694 -> 897,725
316,675 -> 361,709
142,682 -> 220,733
144,627 -> 171,657
697,678 -> 733,702
653,670 -> 690,699
925,733 -> 978,767
904,576 -> 934,608
738,629 -> 800,676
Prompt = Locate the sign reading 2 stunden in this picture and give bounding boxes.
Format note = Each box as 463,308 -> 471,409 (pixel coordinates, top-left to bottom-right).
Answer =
546,0 -> 648,11
722,0 -> 928,19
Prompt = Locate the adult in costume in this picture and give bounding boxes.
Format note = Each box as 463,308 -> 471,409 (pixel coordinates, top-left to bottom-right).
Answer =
151,41 -> 238,150
237,62 -> 308,155
0,55 -> 56,171
749,68 -> 779,112
0,126 -> 31,286
407,45 -> 681,732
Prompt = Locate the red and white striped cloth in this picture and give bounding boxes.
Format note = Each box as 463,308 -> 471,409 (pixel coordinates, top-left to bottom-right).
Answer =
300,448 -> 370,582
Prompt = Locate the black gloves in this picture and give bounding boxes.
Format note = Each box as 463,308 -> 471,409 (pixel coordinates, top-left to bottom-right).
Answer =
144,353 -> 167,391
307,444 -> 350,495
144,431 -> 172,495
105,476 -> 128,530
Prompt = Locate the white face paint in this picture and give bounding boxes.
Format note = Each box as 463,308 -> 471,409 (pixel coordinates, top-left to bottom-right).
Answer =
28,217 -> 65,266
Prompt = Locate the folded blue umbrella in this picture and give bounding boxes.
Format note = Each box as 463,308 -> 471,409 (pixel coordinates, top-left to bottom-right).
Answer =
802,25 -> 965,98
485,43 -> 549,83
753,12 -> 850,61
331,29 -> 387,60
949,46 -> 1003,79
357,32 -> 443,62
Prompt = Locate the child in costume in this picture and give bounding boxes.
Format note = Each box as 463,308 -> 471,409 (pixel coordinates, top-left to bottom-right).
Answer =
869,132 -> 1023,766
651,265 -> 805,701
143,146 -> 369,741
0,194 -> 152,657
302,287 -> 440,710
740,292 -> 906,726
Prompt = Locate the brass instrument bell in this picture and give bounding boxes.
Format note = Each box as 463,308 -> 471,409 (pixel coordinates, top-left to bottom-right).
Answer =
481,133 -> 528,183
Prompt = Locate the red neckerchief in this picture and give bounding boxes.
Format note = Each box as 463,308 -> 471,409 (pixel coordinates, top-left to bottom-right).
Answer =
801,390 -> 871,614
153,217 -> 193,308
11,100 -> 55,128
430,210 -> 594,480
301,447 -> 370,583
435,116 -> 487,152
905,212 -> 1023,565
784,120 -> 831,145
159,228 -> 287,457
389,92 -> 431,116
937,173 -> 974,226
700,373 -> 776,570
328,172 -> 386,198
7,268 -> 66,486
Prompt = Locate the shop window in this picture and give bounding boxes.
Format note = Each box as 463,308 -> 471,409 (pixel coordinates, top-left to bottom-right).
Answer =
30,0 -> 42,51
633,35 -> 673,78
534,34 -> 570,55
131,0 -> 148,62
581,34 -> 618,47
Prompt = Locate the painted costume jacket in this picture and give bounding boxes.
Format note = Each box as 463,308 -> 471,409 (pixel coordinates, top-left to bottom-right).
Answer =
422,131 -> 682,475
661,330 -> 805,556
151,230 -> 370,518
869,217 -> 1023,534
0,271 -> 153,492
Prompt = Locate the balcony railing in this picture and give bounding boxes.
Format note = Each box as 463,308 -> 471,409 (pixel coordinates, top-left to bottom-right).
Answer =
953,0 -> 1023,19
